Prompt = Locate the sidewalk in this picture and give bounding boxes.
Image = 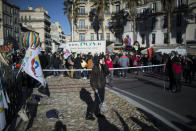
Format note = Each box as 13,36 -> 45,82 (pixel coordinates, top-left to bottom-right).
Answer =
16,76 -> 162,131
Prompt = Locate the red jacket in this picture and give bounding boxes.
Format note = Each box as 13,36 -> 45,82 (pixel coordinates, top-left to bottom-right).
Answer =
105,58 -> 113,69
172,63 -> 182,74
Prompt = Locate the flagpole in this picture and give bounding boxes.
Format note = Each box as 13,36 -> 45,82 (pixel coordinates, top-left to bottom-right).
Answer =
72,0 -> 74,42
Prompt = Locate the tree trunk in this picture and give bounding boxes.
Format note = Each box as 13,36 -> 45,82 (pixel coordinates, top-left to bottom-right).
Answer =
133,16 -> 137,42
96,32 -> 99,40
101,8 -> 105,40
167,11 -> 171,44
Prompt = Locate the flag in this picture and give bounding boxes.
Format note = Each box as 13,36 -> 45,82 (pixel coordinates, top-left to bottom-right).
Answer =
63,48 -> 71,59
21,48 -> 46,87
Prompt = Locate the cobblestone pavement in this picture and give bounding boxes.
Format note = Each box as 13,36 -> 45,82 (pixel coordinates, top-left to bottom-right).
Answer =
17,75 -> 161,131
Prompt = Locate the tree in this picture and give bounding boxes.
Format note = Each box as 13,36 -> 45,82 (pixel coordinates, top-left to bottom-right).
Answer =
109,9 -> 129,43
122,0 -> 140,42
63,0 -> 79,41
161,0 -> 175,44
91,0 -> 110,40
89,9 -> 101,40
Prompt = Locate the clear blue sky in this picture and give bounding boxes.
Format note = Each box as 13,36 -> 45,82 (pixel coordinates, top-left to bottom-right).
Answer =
8,0 -> 71,35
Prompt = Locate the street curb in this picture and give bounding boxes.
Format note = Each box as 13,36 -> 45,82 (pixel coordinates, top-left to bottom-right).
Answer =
137,76 -> 166,89
106,87 -> 181,131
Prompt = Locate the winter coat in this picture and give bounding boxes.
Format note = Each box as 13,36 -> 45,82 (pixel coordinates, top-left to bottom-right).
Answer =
90,64 -> 109,90
105,58 -> 113,69
119,55 -> 130,67
74,57 -> 82,69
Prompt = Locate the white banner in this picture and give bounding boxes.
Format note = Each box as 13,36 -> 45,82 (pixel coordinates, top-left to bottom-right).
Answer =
22,48 -> 46,87
60,40 -> 106,55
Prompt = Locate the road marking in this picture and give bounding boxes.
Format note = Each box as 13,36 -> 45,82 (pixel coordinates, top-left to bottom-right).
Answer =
107,87 -> 182,131
111,86 -> 190,123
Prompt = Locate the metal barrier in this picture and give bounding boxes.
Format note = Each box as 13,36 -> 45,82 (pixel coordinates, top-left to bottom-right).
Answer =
1,65 -> 23,129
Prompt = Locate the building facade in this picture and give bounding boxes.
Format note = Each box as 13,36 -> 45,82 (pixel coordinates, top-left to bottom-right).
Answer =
123,0 -> 196,51
19,6 -> 51,50
0,0 -> 20,48
73,0 -> 123,45
50,21 -> 68,53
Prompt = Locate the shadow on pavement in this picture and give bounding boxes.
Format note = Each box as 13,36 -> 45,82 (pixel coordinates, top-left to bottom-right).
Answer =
132,108 -> 175,131
53,121 -> 67,131
25,98 -> 39,131
172,121 -> 195,131
79,88 -> 94,117
113,110 -> 130,131
186,115 -> 196,127
98,115 -> 120,131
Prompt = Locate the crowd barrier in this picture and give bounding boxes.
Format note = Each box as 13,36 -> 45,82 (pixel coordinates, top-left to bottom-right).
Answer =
43,64 -> 166,72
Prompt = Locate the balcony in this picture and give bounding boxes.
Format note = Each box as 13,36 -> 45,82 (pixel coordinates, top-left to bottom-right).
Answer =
105,12 -> 111,16
44,26 -> 51,32
111,0 -> 120,4
76,26 -> 88,31
78,0 -> 88,4
78,13 -> 88,16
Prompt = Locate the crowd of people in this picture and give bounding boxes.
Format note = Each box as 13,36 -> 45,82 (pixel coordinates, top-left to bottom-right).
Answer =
7,49 -> 196,93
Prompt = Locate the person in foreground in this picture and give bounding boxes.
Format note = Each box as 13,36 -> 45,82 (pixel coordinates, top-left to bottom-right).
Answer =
87,55 -> 109,120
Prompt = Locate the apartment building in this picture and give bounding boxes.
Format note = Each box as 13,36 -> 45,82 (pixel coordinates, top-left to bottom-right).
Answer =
123,0 -> 196,50
50,22 -> 67,53
0,0 -> 20,48
19,6 -> 51,50
73,0 -> 122,45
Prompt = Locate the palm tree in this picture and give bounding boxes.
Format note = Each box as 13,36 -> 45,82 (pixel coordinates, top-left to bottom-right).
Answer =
89,9 -> 101,40
122,0 -> 140,43
91,0 -> 110,40
109,9 -> 129,42
63,0 -> 79,41
161,0 -> 175,44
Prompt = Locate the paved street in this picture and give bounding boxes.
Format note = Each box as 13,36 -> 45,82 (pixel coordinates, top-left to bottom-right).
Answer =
16,75 -> 163,131
110,73 -> 196,131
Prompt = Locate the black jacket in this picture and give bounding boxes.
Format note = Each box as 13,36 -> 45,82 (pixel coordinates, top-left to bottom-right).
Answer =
90,64 -> 109,90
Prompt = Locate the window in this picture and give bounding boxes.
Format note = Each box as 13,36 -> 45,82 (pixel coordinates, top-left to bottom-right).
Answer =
116,5 -> 120,13
106,19 -> 110,28
98,33 -> 102,40
106,8 -> 110,15
176,13 -> 181,26
25,16 -> 27,21
79,6 -> 85,14
152,17 -> 156,30
106,33 -> 110,41
177,0 -> 182,8
90,6 -> 94,12
151,2 -> 156,13
164,33 -> 168,44
176,32 -> 182,44
21,16 -> 23,20
90,22 -> 93,29
90,33 -> 94,40
29,16 -> 31,20
79,20 -> 85,29
163,16 -> 168,28
141,34 -> 145,45
152,33 -> 156,44
79,33 -> 85,41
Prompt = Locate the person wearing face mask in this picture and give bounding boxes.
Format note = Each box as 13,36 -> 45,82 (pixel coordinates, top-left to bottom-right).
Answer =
87,55 -> 109,120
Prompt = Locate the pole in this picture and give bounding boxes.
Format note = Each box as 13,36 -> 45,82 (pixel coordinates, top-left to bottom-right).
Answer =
71,0 -> 74,42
